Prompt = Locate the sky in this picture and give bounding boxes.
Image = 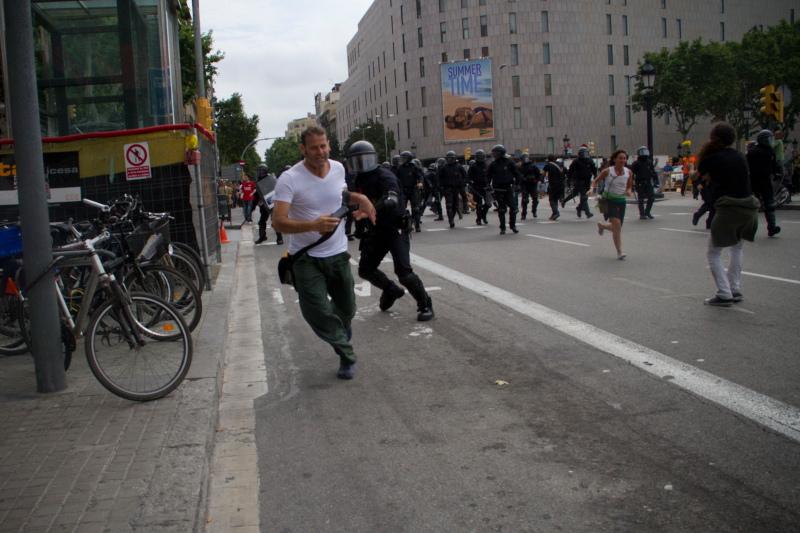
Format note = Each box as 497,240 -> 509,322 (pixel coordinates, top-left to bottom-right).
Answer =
197,0 -> 374,154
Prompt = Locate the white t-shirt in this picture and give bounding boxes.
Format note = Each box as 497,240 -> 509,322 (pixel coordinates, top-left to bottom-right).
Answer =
273,159 -> 348,257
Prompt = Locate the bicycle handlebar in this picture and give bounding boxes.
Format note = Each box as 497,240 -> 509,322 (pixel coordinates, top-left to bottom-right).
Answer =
83,198 -> 110,212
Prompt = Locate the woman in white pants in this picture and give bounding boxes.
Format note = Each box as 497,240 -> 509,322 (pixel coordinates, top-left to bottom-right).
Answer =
696,123 -> 759,307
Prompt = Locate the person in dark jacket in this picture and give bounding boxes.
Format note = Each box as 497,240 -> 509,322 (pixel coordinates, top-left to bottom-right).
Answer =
697,122 -> 759,307
347,141 -> 434,321
421,163 -> 443,220
543,155 -> 565,220
519,154 -> 542,220
631,146 -> 659,220
564,147 -> 596,218
746,130 -> 782,237
487,144 -> 521,234
395,151 -> 423,232
468,149 -> 491,225
438,151 -> 467,228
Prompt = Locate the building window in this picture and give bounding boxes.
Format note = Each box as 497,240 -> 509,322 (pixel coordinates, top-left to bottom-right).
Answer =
442,52 -> 448,62
418,27 -> 424,47
610,105 -> 616,126
606,14 -> 612,35
544,74 -> 552,96
625,75 -> 631,96
423,116 -> 428,137
543,42 -> 551,64
480,0 -> 486,5
403,62 -> 407,82
665,110 -> 671,125
661,0 -> 666,8
462,17 -> 470,39
625,105 -> 632,126
607,44 -> 613,65
400,5 -> 404,24
513,107 -> 522,129
421,86 -> 427,107
390,15 -> 394,35
461,0 -> 468,7
677,19 -> 682,40
440,22 -> 447,43
547,137 -> 555,154
416,0 -> 422,18
512,75 -> 520,97
480,15 -> 488,37
407,119 -> 411,139
608,75 -> 615,96
511,44 -> 519,65
545,106 -> 554,127
662,18 -> 668,38
509,12 -> 517,34
439,0 -> 445,13
720,0 -> 725,13
611,135 -> 618,151
622,15 -> 628,36
402,33 -> 406,53
623,45 -> 629,66
419,57 -> 425,77
481,46 -> 489,57
405,90 -> 409,110
541,11 -> 549,33
720,22 -> 725,41
463,48 -> 470,59
395,94 -> 399,114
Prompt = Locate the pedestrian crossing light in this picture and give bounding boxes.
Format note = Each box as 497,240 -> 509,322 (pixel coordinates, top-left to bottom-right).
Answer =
760,84 -> 781,122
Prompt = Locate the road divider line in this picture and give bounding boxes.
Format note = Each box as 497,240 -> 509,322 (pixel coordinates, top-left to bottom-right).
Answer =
410,253 -> 800,444
659,227 -> 707,235
526,234 -> 590,247
742,271 -> 800,285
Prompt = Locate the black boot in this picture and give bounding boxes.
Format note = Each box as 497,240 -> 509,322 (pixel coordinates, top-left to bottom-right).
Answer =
379,284 -> 405,311
417,296 -> 434,322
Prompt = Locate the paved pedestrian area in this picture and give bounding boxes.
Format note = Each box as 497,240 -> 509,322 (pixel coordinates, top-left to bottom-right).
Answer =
0,240 -> 238,533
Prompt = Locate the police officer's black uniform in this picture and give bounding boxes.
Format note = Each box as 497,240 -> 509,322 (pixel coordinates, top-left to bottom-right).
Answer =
544,157 -> 565,220
631,148 -> 658,219
347,141 -> 434,321
519,157 -> 542,220
468,151 -> 491,225
746,131 -> 782,237
396,152 -> 423,232
565,152 -> 596,218
421,164 -> 443,219
438,154 -> 468,228
487,145 -> 521,234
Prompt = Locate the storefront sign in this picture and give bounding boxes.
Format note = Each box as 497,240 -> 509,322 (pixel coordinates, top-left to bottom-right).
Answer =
0,151 -> 81,205
440,58 -> 495,143
124,142 -> 152,180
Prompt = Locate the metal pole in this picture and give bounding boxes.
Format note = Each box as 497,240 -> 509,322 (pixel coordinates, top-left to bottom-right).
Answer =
646,98 -> 654,156
193,128 -> 212,291
192,0 -> 205,99
4,0 -> 65,392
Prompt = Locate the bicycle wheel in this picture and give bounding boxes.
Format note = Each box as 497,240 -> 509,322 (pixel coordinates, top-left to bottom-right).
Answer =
123,265 -> 202,332
0,293 -> 27,355
163,250 -> 204,292
171,242 -> 206,286
85,292 -> 192,401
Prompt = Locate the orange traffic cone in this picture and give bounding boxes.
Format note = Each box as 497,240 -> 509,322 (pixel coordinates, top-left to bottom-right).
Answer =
219,221 -> 230,244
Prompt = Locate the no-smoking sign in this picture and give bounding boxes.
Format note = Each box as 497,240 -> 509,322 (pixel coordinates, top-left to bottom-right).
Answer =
124,141 -> 152,181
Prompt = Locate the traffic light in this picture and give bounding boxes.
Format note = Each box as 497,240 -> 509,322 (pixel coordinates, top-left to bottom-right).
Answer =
774,90 -> 785,124
464,147 -> 472,160
760,84 -> 780,121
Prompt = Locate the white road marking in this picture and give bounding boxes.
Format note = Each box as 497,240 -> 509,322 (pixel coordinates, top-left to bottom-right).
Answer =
781,220 -> 800,224
410,253 -> 800,443
465,225 -> 488,229
426,228 -> 449,232
426,286 -> 442,291
271,288 -> 284,305
354,281 -> 372,297
670,212 -> 692,215
742,271 -> 800,285
613,277 -> 673,294
659,227 -> 706,235
526,234 -> 590,247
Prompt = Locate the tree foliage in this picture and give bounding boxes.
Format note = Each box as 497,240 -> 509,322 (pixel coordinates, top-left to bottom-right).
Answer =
265,137 -> 302,174
342,120 -> 396,162
214,93 -> 260,172
632,21 -> 800,142
177,5 -> 225,105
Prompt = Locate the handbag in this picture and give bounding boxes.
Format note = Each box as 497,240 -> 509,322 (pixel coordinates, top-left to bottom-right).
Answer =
596,196 -> 609,215
277,221 -> 343,288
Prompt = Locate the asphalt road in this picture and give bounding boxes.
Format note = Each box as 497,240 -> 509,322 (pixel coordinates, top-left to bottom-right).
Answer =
252,194 -> 800,533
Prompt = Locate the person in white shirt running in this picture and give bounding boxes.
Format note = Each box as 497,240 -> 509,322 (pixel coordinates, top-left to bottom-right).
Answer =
592,149 -> 633,260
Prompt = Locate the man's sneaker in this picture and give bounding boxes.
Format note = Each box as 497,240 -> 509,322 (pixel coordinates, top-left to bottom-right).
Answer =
768,225 -> 781,237
276,239 -> 284,245
500,228 -> 506,235
417,298 -> 434,322
692,212 -> 701,226
449,221 -> 455,228
510,226 -> 519,234
586,212 -> 594,219
255,237 -> 267,245
647,214 -> 655,219
337,361 -> 356,380
704,296 -> 734,307
379,285 -> 405,311
731,292 -> 743,303
640,215 -> 648,220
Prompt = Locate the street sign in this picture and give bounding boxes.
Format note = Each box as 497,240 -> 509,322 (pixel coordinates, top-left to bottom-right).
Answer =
124,142 -> 152,181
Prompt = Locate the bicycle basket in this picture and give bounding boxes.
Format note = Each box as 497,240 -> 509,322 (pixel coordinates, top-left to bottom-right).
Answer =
126,217 -> 171,260
0,225 -> 23,258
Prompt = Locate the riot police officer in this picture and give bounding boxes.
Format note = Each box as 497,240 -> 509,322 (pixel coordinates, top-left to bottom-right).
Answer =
631,146 -> 658,220
519,154 -> 542,220
438,151 -> 468,228
395,151 -> 423,232
487,144 -> 521,234
565,147 -> 596,218
747,130 -> 782,237
468,149 -> 491,225
421,162 -> 443,220
346,141 -> 434,321
390,154 -> 402,176
543,155 -> 565,220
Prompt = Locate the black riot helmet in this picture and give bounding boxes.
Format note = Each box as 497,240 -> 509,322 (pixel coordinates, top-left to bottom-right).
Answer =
391,154 -> 402,167
400,150 -> 414,164
578,147 -> 590,159
346,140 -> 379,174
756,129 -> 774,148
521,153 -> 530,163
491,144 -> 507,158
436,157 -> 447,169
636,146 -> 650,159
381,161 -> 392,168
445,150 -> 457,163
412,158 -> 423,170
428,163 -> 436,171
474,149 -> 486,162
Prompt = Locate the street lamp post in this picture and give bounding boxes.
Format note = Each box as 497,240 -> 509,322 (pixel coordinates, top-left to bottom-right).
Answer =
498,64 -> 508,147
375,114 -> 395,161
240,136 -> 282,166
640,62 -> 657,156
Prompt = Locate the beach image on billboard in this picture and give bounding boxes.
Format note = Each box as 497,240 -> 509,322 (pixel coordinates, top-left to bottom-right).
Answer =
440,58 -> 494,143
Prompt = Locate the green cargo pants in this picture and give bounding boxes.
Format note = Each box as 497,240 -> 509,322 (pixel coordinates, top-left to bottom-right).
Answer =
292,252 -> 356,364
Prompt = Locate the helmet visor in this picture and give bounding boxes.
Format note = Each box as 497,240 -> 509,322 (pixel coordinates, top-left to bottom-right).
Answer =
348,153 -> 378,173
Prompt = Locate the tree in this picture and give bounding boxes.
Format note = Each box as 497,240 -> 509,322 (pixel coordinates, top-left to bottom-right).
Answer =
214,93 -> 260,172
177,3 -> 225,104
264,137 -> 302,173
342,120 -> 396,162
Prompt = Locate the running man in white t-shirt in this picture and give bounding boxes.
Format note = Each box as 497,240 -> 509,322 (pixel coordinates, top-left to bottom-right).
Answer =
272,127 -> 375,380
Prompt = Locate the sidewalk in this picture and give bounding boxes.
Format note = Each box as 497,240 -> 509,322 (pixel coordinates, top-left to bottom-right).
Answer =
0,229 -> 241,533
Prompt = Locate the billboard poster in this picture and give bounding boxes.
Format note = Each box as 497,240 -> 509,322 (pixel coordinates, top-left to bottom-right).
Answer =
440,58 -> 495,143
0,151 -> 81,205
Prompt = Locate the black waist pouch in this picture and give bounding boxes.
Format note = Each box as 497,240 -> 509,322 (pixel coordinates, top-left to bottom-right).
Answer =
278,253 -> 295,286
